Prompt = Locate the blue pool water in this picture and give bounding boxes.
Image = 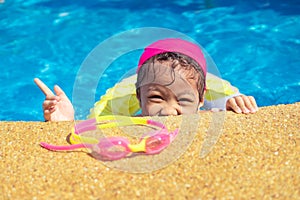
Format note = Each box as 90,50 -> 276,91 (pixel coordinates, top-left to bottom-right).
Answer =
0,0 -> 299,121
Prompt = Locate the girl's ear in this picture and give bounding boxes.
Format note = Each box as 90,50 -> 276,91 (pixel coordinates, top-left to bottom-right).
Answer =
136,88 -> 141,102
136,88 -> 144,109
198,89 -> 206,109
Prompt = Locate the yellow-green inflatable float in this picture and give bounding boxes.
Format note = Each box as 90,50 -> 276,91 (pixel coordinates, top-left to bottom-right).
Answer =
88,73 -> 240,118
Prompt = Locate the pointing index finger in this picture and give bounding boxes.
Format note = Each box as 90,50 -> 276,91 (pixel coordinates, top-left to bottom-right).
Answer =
34,78 -> 54,96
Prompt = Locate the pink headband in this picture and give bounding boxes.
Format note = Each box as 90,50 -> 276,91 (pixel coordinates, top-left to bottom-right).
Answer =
137,38 -> 207,75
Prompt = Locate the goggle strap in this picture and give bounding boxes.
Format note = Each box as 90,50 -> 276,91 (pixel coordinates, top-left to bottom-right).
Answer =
74,118 -> 97,134
40,142 -> 93,152
70,128 -> 99,144
147,119 -> 166,129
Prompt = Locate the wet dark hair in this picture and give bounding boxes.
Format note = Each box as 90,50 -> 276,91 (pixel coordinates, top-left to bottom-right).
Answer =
136,52 -> 206,100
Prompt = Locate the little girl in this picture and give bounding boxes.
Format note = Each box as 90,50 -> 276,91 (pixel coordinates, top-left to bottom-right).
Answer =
35,38 -> 258,121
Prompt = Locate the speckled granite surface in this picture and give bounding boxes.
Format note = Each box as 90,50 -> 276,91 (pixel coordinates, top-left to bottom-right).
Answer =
1,103 -> 299,199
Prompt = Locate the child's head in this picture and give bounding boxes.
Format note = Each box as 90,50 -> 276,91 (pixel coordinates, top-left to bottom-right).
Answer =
136,38 -> 207,116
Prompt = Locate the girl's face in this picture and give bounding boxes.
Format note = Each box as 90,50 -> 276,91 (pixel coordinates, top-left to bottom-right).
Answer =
137,64 -> 204,116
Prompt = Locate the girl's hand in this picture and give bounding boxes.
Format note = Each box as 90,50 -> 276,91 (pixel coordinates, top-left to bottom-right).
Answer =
34,78 -> 74,121
226,95 -> 258,114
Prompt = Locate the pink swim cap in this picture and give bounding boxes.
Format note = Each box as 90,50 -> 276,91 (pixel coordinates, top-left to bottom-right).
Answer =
137,38 -> 207,75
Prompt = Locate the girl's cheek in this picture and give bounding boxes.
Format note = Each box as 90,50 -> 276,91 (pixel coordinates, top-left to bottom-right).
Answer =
181,106 -> 198,114
147,104 -> 162,116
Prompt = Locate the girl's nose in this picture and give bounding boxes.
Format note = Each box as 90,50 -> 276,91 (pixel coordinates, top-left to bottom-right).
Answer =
159,105 -> 181,116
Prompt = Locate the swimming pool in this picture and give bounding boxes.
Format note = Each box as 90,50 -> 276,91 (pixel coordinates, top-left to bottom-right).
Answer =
0,0 -> 299,121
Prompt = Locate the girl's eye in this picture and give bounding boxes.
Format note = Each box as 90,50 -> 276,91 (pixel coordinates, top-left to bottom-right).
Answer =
178,98 -> 194,104
178,98 -> 195,107
149,95 -> 164,102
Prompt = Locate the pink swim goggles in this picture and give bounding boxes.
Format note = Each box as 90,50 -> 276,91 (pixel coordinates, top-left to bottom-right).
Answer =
40,116 -> 178,161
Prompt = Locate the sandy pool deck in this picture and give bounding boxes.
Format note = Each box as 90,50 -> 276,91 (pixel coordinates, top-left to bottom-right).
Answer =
1,103 -> 299,199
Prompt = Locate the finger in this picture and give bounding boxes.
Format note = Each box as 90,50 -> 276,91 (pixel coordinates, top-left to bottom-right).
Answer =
235,96 -> 250,114
44,108 -> 56,121
239,96 -> 258,113
248,96 -> 258,112
44,109 -> 51,121
227,98 -> 242,113
45,95 -> 60,101
34,78 -> 54,96
54,85 -> 66,96
45,106 -> 56,113
49,106 -> 57,113
43,99 -> 58,110
240,96 -> 254,113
